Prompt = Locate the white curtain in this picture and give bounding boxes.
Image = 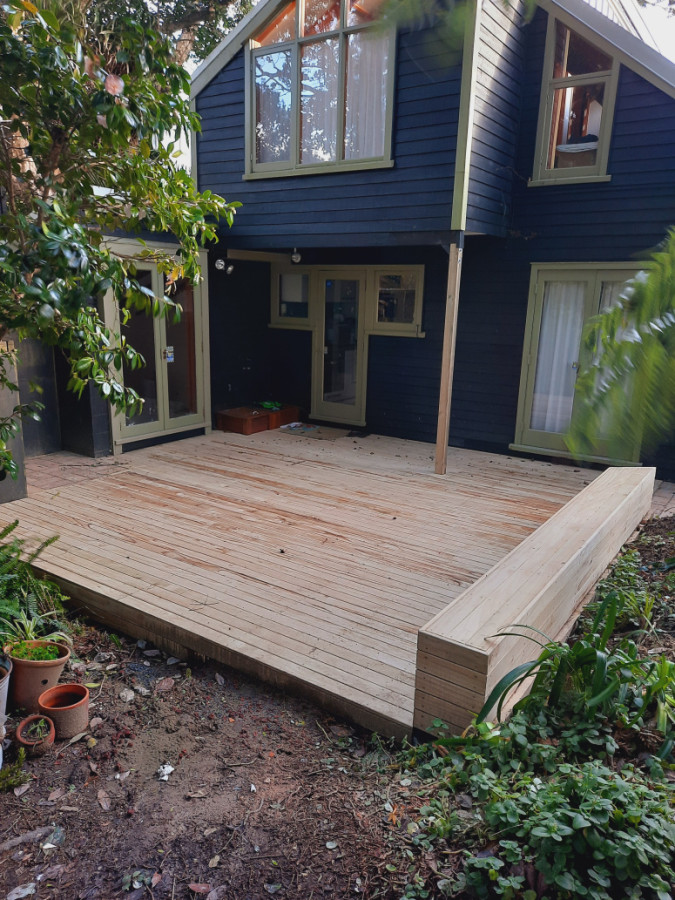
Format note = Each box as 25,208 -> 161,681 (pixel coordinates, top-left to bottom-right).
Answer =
530,281 -> 586,433
301,38 -> 339,163
344,30 -> 388,159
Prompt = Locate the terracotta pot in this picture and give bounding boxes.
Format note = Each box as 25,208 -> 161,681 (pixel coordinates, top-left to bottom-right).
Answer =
5,641 -> 70,713
15,713 -> 56,756
38,683 -> 89,740
0,656 -> 12,721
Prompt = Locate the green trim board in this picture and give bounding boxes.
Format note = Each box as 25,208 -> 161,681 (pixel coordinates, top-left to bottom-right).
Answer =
451,0 -> 481,233
513,261 -> 640,462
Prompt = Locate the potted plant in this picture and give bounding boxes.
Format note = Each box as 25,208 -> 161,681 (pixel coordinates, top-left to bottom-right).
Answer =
4,639 -> 71,713
15,713 -> 55,756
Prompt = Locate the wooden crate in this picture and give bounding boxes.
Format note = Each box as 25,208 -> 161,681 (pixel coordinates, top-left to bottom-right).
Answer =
215,407 -> 269,435
268,405 -> 301,430
413,466 -> 656,735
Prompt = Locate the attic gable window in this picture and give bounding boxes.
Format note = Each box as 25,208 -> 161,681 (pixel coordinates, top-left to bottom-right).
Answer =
531,18 -> 619,185
247,0 -> 395,177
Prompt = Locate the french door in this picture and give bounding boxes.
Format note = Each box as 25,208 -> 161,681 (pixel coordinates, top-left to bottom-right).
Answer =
513,265 -> 639,462
104,244 -> 209,449
311,271 -> 367,426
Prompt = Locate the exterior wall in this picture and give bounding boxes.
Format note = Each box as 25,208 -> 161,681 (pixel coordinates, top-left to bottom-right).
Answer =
466,0 -> 526,235
195,28 -> 462,248
453,8 -> 675,461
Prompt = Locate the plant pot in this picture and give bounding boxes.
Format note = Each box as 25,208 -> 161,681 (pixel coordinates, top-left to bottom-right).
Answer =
38,683 -> 89,740
5,641 -> 71,714
0,655 -> 12,721
15,713 -> 56,756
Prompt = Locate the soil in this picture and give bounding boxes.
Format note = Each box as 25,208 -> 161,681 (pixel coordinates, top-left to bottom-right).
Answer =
0,515 -> 673,900
0,632 -> 421,900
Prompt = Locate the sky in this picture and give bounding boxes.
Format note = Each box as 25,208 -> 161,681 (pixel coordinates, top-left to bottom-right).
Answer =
639,2 -> 675,60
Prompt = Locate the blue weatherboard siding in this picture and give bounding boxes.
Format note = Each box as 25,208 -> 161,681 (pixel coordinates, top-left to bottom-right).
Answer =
466,0 -> 526,236
196,28 -> 462,248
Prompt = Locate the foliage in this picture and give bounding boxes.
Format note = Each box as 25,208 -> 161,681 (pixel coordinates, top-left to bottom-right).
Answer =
568,229 -> 675,460
87,0 -> 253,64
0,0 -> 239,475
6,639 -> 62,659
23,715 -> 50,739
477,593 -> 675,759
0,747 -> 30,792
1,611 -> 71,646
0,520 -> 70,637
461,761 -> 675,900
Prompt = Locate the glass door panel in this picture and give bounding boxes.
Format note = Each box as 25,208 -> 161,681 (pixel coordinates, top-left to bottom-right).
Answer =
312,273 -> 366,425
323,278 -> 359,406
120,269 -> 160,428
165,278 -> 198,420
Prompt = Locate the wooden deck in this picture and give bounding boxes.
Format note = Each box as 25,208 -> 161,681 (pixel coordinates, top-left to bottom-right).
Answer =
4,431 -> 603,736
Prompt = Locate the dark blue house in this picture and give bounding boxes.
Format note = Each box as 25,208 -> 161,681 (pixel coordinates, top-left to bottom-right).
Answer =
188,0 -> 675,475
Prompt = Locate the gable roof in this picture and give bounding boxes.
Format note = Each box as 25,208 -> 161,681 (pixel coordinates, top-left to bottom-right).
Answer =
190,0 -> 675,101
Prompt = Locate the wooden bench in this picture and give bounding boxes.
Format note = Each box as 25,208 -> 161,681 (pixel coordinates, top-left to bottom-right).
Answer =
413,466 -> 655,734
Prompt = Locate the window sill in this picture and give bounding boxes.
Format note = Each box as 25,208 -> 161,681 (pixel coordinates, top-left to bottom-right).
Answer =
268,322 -> 312,331
366,328 -> 426,338
244,158 -> 395,180
528,174 -> 612,187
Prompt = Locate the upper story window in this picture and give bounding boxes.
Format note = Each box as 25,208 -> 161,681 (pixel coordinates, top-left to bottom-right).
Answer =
531,19 -> 619,185
247,0 -> 395,177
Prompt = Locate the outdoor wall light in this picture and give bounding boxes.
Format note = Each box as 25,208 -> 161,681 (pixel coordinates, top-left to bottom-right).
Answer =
290,248 -> 302,264
214,258 -> 225,271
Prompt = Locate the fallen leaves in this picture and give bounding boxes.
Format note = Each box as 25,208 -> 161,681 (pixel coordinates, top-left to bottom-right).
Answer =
119,688 -> 135,703
154,677 -> 174,693
208,854 -> 220,868
14,783 -> 31,797
188,884 -> 211,894
97,790 -> 111,812
215,672 -> 225,686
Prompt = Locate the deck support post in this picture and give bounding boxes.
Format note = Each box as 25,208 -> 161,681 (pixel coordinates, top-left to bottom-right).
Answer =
434,233 -> 464,475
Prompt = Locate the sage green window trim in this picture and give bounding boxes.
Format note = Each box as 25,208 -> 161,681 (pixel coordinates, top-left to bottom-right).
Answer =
245,1 -> 396,177
243,158 -> 395,180
530,16 -> 620,185
514,262 -> 641,464
269,264 -> 425,337
528,174 -> 612,187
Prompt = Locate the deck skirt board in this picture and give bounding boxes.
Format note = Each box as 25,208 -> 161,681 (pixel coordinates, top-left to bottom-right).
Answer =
6,432 -> 608,735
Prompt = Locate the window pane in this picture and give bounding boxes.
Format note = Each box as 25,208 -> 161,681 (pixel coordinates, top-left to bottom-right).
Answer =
347,0 -> 384,26
257,2 -> 296,46
165,278 -> 198,419
323,278 -> 359,405
303,0 -> 341,36
547,82 -> 604,169
301,38 -> 339,164
553,22 -> 612,77
279,273 -> 309,318
344,29 -> 388,160
530,281 -> 586,433
121,270 -> 159,427
377,273 -> 416,323
255,50 -> 292,164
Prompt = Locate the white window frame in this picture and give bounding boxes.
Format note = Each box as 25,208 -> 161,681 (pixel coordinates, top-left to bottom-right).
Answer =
512,262 -> 640,464
244,0 -> 396,179
530,16 -> 620,186
269,264 -> 424,336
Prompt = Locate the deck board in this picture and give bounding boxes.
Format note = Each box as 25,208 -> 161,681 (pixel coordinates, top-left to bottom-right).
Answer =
4,431 -> 599,735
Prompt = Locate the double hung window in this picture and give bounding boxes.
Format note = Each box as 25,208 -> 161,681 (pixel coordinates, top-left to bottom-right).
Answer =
248,0 -> 394,176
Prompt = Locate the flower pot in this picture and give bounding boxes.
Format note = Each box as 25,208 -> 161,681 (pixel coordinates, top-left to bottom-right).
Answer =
38,683 -> 89,740
15,713 -> 56,757
5,641 -> 70,713
0,655 -> 12,721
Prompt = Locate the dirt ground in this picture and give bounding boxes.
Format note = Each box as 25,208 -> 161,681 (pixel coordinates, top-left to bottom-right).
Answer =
0,630 -> 429,900
1,515 -> 673,900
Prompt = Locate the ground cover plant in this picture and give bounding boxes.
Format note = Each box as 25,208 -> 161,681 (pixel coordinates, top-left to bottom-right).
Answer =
398,515 -> 675,899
